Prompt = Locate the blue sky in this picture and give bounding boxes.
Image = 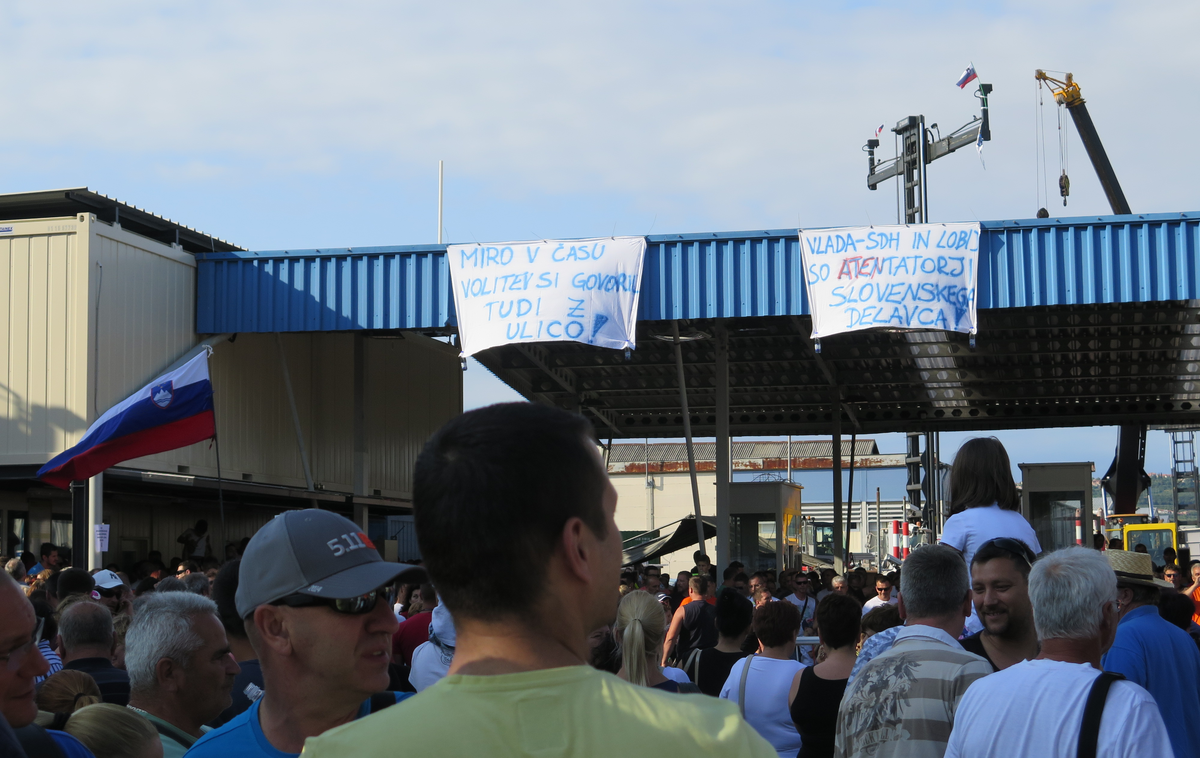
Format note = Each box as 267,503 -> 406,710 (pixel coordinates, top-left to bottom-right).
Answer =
1,1 -> 1194,477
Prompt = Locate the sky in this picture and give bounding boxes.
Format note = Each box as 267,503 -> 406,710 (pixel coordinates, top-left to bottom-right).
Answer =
1,1 -> 1196,476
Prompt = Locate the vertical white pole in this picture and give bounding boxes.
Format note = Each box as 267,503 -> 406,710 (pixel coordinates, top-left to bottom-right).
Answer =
88,472 -> 103,570
438,161 -> 444,244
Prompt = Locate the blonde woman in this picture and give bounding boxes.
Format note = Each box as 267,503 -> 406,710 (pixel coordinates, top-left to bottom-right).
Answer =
65,703 -> 162,758
614,590 -> 693,692
34,670 -> 101,730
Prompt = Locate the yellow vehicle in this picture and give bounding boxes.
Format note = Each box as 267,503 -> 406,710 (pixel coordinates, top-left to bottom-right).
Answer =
1104,516 -> 1177,566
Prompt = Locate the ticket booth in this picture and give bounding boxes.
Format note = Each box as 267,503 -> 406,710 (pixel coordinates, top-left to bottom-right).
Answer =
728,481 -> 803,572
1019,462 -> 1093,553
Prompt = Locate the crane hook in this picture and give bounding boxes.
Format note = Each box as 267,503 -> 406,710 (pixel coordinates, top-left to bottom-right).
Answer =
1059,173 -> 1070,206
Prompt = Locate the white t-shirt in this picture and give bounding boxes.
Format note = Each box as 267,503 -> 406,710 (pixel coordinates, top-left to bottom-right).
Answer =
783,594 -> 816,629
720,656 -> 805,758
861,595 -> 899,616
410,640 -> 451,692
939,504 -> 1042,567
662,666 -> 691,685
944,659 -> 1173,758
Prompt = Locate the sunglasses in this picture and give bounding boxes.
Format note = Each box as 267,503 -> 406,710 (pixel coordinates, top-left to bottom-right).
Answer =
96,586 -> 122,599
980,537 -> 1038,568
273,587 -> 382,615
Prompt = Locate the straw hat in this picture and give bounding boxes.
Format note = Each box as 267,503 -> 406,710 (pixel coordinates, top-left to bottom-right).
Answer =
1104,550 -> 1174,589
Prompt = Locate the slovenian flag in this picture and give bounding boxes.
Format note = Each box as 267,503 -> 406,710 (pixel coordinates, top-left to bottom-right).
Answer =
956,65 -> 978,89
875,124 -> 885,137
37,350 -> 216,488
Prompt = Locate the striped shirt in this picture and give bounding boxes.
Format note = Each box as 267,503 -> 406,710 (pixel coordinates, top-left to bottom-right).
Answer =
835,625 -> 991,758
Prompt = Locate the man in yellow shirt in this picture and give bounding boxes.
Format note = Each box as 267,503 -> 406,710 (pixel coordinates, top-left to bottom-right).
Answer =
304,403 -> 774,758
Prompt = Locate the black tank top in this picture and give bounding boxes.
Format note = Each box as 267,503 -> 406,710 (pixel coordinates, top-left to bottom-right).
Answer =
679,601 -> 718,660
789,665 -> 848,758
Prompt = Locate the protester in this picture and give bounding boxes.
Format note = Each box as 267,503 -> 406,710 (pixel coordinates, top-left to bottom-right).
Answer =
1186,560 -> 1200,626
34,669 -> 101,718
28,542 -> 60,576
827,575 -> 849,597
944,547 -> 1171,757
408,601 -> 456,691
155,576 -> 188,593
59,600 -> 131,705
782,572 -> 817,633
125,591 -> 239,757
5,557 -> 26,584
182,572 -> 212,596
789,595 -> 859,758
186,509 -> 422,757
848,604 -> 903,684
88,569 -> 132,617
692,551 -> 717,581
304,403 -> 775,757
959,537 -> 1039,670
939,438 -> 1042,567
662,575 -> 718,666
178,520 -> 212,562
1163,563 -> 1184,592
208,559 -> 264,728
836,544 -> 991,757
175,561 -> 201,578
0,572 -> 95,757
860,576 -> 897,616
1101,549 -> 1200,758
65,702 -> 161,758
587,624 -> 621,674
720,601 -> 804,757
1159,592 -> 1200,650
616,590 -> 689,691
56,567 -> 96,603
31,599 -> 63,684
685,588 -> 752,696
392,583 -> 438,667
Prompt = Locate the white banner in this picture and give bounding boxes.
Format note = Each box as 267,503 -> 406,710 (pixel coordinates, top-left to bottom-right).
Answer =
800,223 -> 980,339
448,236 -> 646,357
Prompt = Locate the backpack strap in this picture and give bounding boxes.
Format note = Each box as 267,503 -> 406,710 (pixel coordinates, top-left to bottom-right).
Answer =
684,648 -> 703,685
1077,672 -> 1124,758
737,654 -> 756,718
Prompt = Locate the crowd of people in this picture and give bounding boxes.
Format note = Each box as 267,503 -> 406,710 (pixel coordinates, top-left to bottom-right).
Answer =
1,405 -> 1199,757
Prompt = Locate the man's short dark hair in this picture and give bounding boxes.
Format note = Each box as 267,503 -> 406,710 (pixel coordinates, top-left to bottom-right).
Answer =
211,560 -> 245,639
693,551 -> 710,564
815,594 -> 861,649
178,560 -> 200,574
972,540 -> 1033,580
57,568 -> 95,599
154,577 -> 187,593
689,575 -> 709,595
1121,582 -> 1160,606
714,588 -> 753,638
752,600 -> 802,647
39,542 -> 56,560
899,545 -> 970,618
723,565 -> 741,582
414,403 -> 607,621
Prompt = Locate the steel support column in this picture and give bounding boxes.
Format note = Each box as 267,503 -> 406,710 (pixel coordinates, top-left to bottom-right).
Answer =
715,324 -> 731,572
672,322 -> 707,553
70,480 -> 88,569
832,386 -> 844,573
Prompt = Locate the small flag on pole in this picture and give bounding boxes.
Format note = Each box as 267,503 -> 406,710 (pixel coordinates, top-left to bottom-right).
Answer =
976,129 -> 986,168
37,350 -> 216,489
875,124 -> 885,138
956,64 -> 978,89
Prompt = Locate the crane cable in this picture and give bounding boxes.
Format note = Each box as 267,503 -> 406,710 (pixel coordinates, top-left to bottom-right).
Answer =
1057,89 -> 1070,205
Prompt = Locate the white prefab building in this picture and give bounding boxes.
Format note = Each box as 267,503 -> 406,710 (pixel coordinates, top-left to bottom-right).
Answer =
0,189 -> 461,570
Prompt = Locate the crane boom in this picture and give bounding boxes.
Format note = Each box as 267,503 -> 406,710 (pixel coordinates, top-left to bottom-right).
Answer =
1035,70 -> 1131,215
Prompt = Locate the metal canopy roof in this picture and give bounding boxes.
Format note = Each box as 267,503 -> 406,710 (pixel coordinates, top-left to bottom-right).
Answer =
0,188 -> 243,254
194,211 -> 1200,437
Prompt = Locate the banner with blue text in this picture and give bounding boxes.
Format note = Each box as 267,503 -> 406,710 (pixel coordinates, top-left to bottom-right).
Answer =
800,223 -> 980,339
448,236 -> 647,357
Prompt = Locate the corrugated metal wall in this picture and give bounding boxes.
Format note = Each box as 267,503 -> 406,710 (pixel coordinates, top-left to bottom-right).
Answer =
0,218 -> 90,464
366,335 -> 462,498
90,223 -> 198,420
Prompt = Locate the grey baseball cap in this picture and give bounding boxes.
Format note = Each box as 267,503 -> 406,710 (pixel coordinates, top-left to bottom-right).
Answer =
235,509 -> 426,618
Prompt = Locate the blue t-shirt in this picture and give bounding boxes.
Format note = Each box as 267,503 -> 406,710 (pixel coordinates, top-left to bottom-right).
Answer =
50,730 -> 96,758
185,692 -> 412,758
1101,604 -> 1200,758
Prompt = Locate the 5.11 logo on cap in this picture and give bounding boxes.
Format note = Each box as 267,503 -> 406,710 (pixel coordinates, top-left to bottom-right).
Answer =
327,532 -> 376,557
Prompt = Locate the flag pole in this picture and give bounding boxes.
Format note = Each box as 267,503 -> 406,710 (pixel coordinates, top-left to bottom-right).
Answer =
214,431 -> 226,556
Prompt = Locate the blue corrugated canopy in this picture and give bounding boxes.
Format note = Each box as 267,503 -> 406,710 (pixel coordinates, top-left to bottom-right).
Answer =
195,212 -> 1200,438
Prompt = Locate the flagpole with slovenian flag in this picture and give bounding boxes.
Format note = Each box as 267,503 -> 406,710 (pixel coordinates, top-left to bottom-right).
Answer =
38,347 -> 224,566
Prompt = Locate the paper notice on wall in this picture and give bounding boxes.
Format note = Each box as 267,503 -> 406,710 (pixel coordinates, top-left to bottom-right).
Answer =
447,237 -> 647,357
800,223 -> 980,339
94,524 -> 110,553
